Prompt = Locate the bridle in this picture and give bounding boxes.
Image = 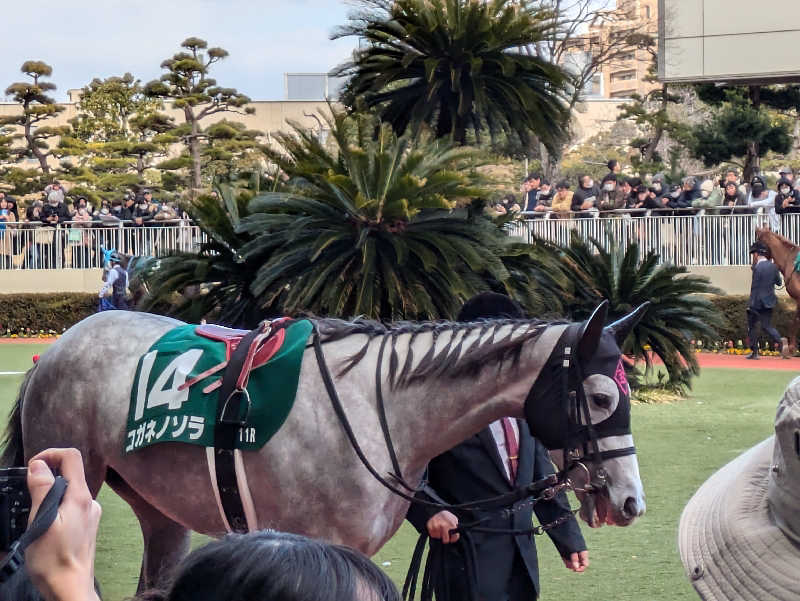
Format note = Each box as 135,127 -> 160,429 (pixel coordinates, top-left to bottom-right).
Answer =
555,324 -> 637,492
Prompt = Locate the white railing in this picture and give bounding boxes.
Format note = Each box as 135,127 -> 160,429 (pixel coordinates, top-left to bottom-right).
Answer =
1,212 -> 796,271
0,222 -> 207,270
507,212 -> 786,267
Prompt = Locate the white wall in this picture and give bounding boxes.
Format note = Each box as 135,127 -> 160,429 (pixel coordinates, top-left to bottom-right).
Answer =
659,0 -> 800,83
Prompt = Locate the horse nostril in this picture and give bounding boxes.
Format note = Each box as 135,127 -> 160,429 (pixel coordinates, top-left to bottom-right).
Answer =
623,497 -> 639,518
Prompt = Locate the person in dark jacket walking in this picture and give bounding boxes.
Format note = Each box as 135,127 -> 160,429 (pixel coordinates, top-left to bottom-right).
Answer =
746,242 -> 787,359
406,292 -> 588,601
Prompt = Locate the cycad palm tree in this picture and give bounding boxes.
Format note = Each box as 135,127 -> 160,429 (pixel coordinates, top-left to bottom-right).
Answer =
333,0 -> 570,150
555,231 -> 722,390
240,109 -> 546,320
135,184 -> 267,327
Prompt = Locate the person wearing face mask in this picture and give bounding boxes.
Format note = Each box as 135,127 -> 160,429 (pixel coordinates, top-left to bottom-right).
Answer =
131,193 -> 155,227
530,179 -> 553,217
775,177 -> 800,215
665,184 -> 685,211
598,174 -> 624,214
571,174 -> 600,218
39,191 -> 71,267
748,175 -> 780,230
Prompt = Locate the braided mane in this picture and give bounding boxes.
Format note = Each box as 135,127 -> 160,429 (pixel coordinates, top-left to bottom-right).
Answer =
314,317 -> 564,389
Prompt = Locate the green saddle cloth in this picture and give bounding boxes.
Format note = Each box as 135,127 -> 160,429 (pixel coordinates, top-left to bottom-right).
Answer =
125,319 -> 312,454
794,253 -> 800,273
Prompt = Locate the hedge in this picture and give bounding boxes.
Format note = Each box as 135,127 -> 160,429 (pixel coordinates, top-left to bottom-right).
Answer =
0,293 -> 796,345
0,293 -> 97,337
709,295 -> 797,345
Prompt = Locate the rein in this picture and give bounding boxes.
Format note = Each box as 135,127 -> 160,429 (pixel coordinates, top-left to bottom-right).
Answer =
310,321 -> 633,601
311,326 -> 556,513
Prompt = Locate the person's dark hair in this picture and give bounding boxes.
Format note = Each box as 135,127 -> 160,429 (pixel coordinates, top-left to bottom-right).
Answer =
525,172 -> 541,182
458,292 -> 525,321
556,179 -> 570,190
607,159 -> 618,171
502,193 -> 516,204
601,173 -> 617,184
136,531 -> 400,601
635,185 -> 648,195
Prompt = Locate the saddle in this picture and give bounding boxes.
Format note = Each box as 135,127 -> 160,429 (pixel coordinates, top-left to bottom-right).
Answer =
195,319 -> 290,533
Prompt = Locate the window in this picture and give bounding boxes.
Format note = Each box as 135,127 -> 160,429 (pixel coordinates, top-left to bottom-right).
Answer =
645,6 -> 651,19
611,70 -> 637,81
610,90 -> 636,98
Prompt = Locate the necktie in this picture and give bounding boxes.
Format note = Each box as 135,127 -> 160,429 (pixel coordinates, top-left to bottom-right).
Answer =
501,417 -> 519,482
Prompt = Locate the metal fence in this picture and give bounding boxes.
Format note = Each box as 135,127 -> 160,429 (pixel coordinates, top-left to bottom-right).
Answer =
0,222 -> 206,270
2,213 -> 797,271
506,212 -> 789,266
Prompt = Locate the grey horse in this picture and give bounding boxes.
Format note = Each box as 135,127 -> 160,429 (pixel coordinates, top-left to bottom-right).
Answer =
1,302 -> 647,591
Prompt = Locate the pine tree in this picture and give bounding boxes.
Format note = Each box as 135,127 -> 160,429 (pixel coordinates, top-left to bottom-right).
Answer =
0,61 -> 69,174
691,85 -> 799,182
144,38 -> 254,198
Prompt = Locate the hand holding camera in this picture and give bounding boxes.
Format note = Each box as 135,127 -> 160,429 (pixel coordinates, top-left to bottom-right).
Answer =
1,449 -> 101,601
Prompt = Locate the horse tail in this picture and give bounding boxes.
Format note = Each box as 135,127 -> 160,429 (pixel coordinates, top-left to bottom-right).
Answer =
0,364 -> 36,467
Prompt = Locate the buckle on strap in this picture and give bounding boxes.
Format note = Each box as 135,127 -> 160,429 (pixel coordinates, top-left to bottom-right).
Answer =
0,541 -> 24,583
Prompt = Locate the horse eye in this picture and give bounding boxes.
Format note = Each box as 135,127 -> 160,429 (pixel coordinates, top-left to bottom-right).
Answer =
593,394 -> 612,409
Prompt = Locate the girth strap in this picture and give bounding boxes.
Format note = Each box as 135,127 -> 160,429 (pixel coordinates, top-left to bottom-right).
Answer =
214,321 -> 271,533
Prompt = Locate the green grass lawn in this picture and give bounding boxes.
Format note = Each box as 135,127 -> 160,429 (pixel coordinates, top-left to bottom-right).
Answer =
1,343 -> 795,601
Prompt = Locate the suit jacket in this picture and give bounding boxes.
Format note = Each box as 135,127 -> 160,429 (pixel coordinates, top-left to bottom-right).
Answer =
407,421 -> 586,600
749,259 -> 781,310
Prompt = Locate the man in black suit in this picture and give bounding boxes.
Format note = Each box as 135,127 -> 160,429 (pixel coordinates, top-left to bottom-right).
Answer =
747,242 -> 786,359
406,292 -> 587,601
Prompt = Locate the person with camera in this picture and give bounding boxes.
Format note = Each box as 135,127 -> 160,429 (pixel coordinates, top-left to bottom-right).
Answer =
0,448 -> 102,601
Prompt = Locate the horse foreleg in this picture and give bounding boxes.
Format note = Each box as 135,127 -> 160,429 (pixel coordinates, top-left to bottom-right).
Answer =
106,468 -> 191,593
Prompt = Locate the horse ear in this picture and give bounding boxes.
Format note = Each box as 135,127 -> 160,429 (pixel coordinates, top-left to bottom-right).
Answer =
578,300 -> 609,361
606,302 -> 650,346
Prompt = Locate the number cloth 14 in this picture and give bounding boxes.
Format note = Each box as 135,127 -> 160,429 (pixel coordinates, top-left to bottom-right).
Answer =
124,320 -> 313,454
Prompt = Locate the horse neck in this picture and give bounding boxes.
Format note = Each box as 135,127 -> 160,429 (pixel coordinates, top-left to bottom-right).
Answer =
381,323 -> 569,474
766,235 -> 797,268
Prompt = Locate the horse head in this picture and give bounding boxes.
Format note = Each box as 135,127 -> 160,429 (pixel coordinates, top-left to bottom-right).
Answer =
524,301 -> 649,528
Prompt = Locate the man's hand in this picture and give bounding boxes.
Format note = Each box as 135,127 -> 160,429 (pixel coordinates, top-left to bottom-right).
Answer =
426,510 -> 460,544
25,448 -> 102,601
562,550 -> 589,573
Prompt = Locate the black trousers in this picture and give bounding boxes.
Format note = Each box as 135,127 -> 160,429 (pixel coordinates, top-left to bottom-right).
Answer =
747,307 -> 782,351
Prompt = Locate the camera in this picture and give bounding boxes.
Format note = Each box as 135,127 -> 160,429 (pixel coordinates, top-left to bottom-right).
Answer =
0,468 -> 30,551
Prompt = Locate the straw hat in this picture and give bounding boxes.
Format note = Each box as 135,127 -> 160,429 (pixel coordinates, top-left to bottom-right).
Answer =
678,376 -> 800,600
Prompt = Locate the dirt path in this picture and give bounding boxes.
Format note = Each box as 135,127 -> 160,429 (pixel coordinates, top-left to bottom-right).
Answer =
2,338 -> 797,371
694,352 -> 800,371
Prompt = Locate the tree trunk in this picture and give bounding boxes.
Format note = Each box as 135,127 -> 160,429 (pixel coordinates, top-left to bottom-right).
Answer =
136,154 -> 145,178
744,86 -> 762,182
185,107 -> 202,199
24,102 -> 49,174
643,85 -> 668,163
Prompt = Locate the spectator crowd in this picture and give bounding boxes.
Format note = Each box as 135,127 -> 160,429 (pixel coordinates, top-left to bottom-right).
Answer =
492,161 -> 800,228
0,182 -> 189,269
